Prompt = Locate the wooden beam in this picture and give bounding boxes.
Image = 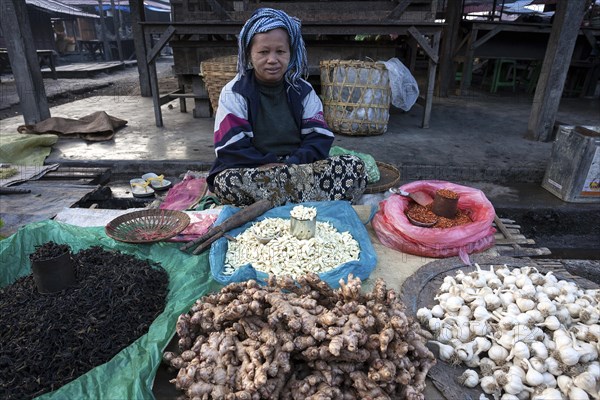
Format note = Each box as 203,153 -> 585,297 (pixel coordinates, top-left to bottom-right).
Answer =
0,0 -> 50,124
437,0 -> 462,97
421,31 -> 441,128
526,0 -> 588,141
149,60 -> 162,127
130,0 -> 151,97
110,0 -> 123,61
408,26 -> 438,63
97,0 -> 112,61
146,26 -> 176,64
206,0 -> 231,20
472,25 -> 503,50
458,27 -> 478,93
387,0 -> 412,19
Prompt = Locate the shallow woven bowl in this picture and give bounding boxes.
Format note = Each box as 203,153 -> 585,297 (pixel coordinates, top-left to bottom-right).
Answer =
105,209 -> 190,244
364,161 -> 401,194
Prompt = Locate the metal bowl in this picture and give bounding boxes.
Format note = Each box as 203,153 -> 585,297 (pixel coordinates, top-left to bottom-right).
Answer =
290,216 -> 316,240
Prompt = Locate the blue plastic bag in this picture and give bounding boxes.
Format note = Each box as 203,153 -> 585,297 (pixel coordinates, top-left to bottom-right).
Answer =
209,201 -> 377,288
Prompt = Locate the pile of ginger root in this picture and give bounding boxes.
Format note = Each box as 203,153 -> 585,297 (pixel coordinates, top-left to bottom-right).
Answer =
163,273 -> 436,400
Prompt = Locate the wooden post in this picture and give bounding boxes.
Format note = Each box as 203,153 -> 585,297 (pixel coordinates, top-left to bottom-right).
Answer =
437,0 -> 462,97
0,0 -> 50,124
526,0 -> 588,141
110,0 -> 123,61
458,26 -> 478,94
130,0 -> 151,97
421,30 -> 441,128
97,0 -> 112,61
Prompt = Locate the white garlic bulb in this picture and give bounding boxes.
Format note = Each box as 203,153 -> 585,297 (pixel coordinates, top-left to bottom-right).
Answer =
458,369 -> 479,388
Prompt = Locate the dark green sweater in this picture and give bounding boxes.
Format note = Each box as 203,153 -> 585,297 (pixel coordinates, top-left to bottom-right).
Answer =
252,81 -> 301,157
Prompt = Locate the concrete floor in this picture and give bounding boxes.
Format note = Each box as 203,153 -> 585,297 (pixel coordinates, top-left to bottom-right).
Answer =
1,57 -> 598,183
2,82 -> 599,183
1,56 -> 599,229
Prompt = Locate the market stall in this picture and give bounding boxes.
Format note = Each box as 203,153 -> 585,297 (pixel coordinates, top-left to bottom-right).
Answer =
1,154 -> 598,400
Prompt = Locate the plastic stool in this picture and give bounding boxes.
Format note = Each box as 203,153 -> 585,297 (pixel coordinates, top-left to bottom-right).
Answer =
490,59 -> 517,93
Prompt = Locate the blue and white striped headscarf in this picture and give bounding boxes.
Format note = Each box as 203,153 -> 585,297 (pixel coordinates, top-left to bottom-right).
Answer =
238,8 -> 308,89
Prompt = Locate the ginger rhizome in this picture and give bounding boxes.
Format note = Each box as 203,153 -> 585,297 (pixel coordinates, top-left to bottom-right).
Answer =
163,273 -> 436,400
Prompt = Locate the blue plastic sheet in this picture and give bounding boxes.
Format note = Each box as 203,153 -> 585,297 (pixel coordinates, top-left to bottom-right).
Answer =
209,201 -> 377,288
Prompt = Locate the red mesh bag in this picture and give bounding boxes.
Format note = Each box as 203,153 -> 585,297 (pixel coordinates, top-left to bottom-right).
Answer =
372,180 -> 496,263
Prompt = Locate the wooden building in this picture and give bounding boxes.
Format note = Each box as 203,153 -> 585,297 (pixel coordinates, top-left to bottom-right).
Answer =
0,0 -> 98,53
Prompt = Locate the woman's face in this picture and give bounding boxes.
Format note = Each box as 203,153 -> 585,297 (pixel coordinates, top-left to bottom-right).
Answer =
249,28 -> 290,84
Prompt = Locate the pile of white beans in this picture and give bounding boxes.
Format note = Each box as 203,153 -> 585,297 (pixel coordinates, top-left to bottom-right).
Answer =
223,217 -> 360,277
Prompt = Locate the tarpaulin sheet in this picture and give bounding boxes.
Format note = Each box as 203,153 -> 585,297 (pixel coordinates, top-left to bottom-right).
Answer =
17,111 -> 127,141
209,200 -> 378,288
0,133 -> 58,165
0,220 -> 222,400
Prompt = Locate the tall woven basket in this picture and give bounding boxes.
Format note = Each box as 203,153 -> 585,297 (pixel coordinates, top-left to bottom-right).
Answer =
200,55 -> 238,114
320,60 -> 391,136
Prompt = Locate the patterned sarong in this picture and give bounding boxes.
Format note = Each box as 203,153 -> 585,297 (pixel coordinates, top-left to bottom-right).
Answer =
212,155 -> 367,206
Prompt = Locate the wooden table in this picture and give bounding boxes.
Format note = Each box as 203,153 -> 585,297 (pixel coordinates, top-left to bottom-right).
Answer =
455,21 -> 600,96
78,39 -> 137,61
78,40 -> 105,60
0,49 -> 57,80
140,21 -> 443,128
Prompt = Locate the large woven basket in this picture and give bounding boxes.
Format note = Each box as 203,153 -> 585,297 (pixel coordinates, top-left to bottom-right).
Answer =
320,60 -> 391,136
200,55 -> 238,114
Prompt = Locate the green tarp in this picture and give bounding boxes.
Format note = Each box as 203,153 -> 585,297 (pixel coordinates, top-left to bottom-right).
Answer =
0,133 -> 58,165
0,220 -> 222,399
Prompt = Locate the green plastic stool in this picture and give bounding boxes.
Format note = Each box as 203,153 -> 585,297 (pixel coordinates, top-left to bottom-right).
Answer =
490,59 -> 517,93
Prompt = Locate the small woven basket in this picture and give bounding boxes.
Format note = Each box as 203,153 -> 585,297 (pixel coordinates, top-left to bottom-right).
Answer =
364,162 -> 401,194
320,60 -> 391,136
200,55 -> 238,114
105,209 -> 190,244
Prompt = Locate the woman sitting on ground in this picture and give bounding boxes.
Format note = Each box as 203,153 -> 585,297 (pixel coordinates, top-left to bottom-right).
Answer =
207,8 -> 367,207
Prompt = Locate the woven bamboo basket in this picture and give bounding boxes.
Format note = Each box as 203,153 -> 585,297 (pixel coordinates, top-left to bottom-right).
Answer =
320,60 -> 391,136
364,162 -> 401,194
200,55 -> 238,114
105,209 -> 190,244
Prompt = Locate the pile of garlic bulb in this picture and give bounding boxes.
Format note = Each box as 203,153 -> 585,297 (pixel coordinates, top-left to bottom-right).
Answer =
417,264 -> 600,400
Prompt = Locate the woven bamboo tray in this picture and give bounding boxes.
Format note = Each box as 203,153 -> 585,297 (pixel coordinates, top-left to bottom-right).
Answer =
320,59 -> 391,136
364,161 -> 400,194
200,55 -> 238,114
105,209 -> 190,244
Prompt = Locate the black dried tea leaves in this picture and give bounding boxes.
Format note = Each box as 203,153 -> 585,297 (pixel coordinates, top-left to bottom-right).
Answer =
0,245 -> 169,400
29,241 -> 70,262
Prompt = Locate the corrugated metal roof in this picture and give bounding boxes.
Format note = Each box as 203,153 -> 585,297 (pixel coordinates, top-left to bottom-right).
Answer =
60,0 -> 171,12
26,0 -> 100,18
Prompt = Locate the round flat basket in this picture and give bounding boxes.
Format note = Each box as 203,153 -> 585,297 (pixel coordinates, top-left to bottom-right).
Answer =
399,255 -> 599,400
200,55 -> 238,114
364,161 -> 400,194
105,209 -> 190,244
